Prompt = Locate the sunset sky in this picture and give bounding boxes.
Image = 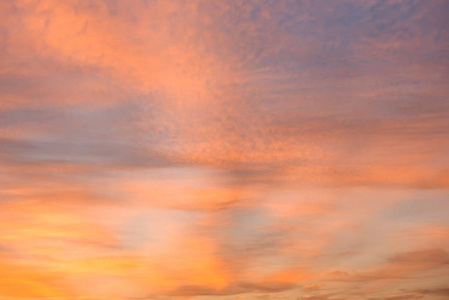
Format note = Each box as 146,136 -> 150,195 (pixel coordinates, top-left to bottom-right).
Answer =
1,0 -> 449,299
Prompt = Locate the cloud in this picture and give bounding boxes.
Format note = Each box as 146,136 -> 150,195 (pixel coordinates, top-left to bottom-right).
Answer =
299,294 -> 346,300
388,249 -> 449,266
368,294 -> 424,300
302,284 -> 325,291
2,0 -> 448,188
1,0 -> 449,299
328,248 -> 449,285
414,288 -> 449,297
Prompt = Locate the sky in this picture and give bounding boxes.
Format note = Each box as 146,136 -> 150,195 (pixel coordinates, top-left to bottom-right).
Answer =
0,0 -> 448,299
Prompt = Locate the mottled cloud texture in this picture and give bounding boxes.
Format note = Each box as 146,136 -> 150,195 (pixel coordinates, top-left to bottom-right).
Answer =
0,0 -> 448,299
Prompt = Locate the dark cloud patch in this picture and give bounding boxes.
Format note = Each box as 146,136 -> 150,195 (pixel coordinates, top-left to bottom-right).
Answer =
415,288 -> 449,297
388,249 -> 449,266
368,293 -> 424,300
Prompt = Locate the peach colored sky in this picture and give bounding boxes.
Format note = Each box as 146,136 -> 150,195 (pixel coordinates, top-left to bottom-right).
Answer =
0,0 -> 448,299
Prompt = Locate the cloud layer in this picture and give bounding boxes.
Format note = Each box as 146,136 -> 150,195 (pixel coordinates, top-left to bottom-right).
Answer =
1,0 -> 448,299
